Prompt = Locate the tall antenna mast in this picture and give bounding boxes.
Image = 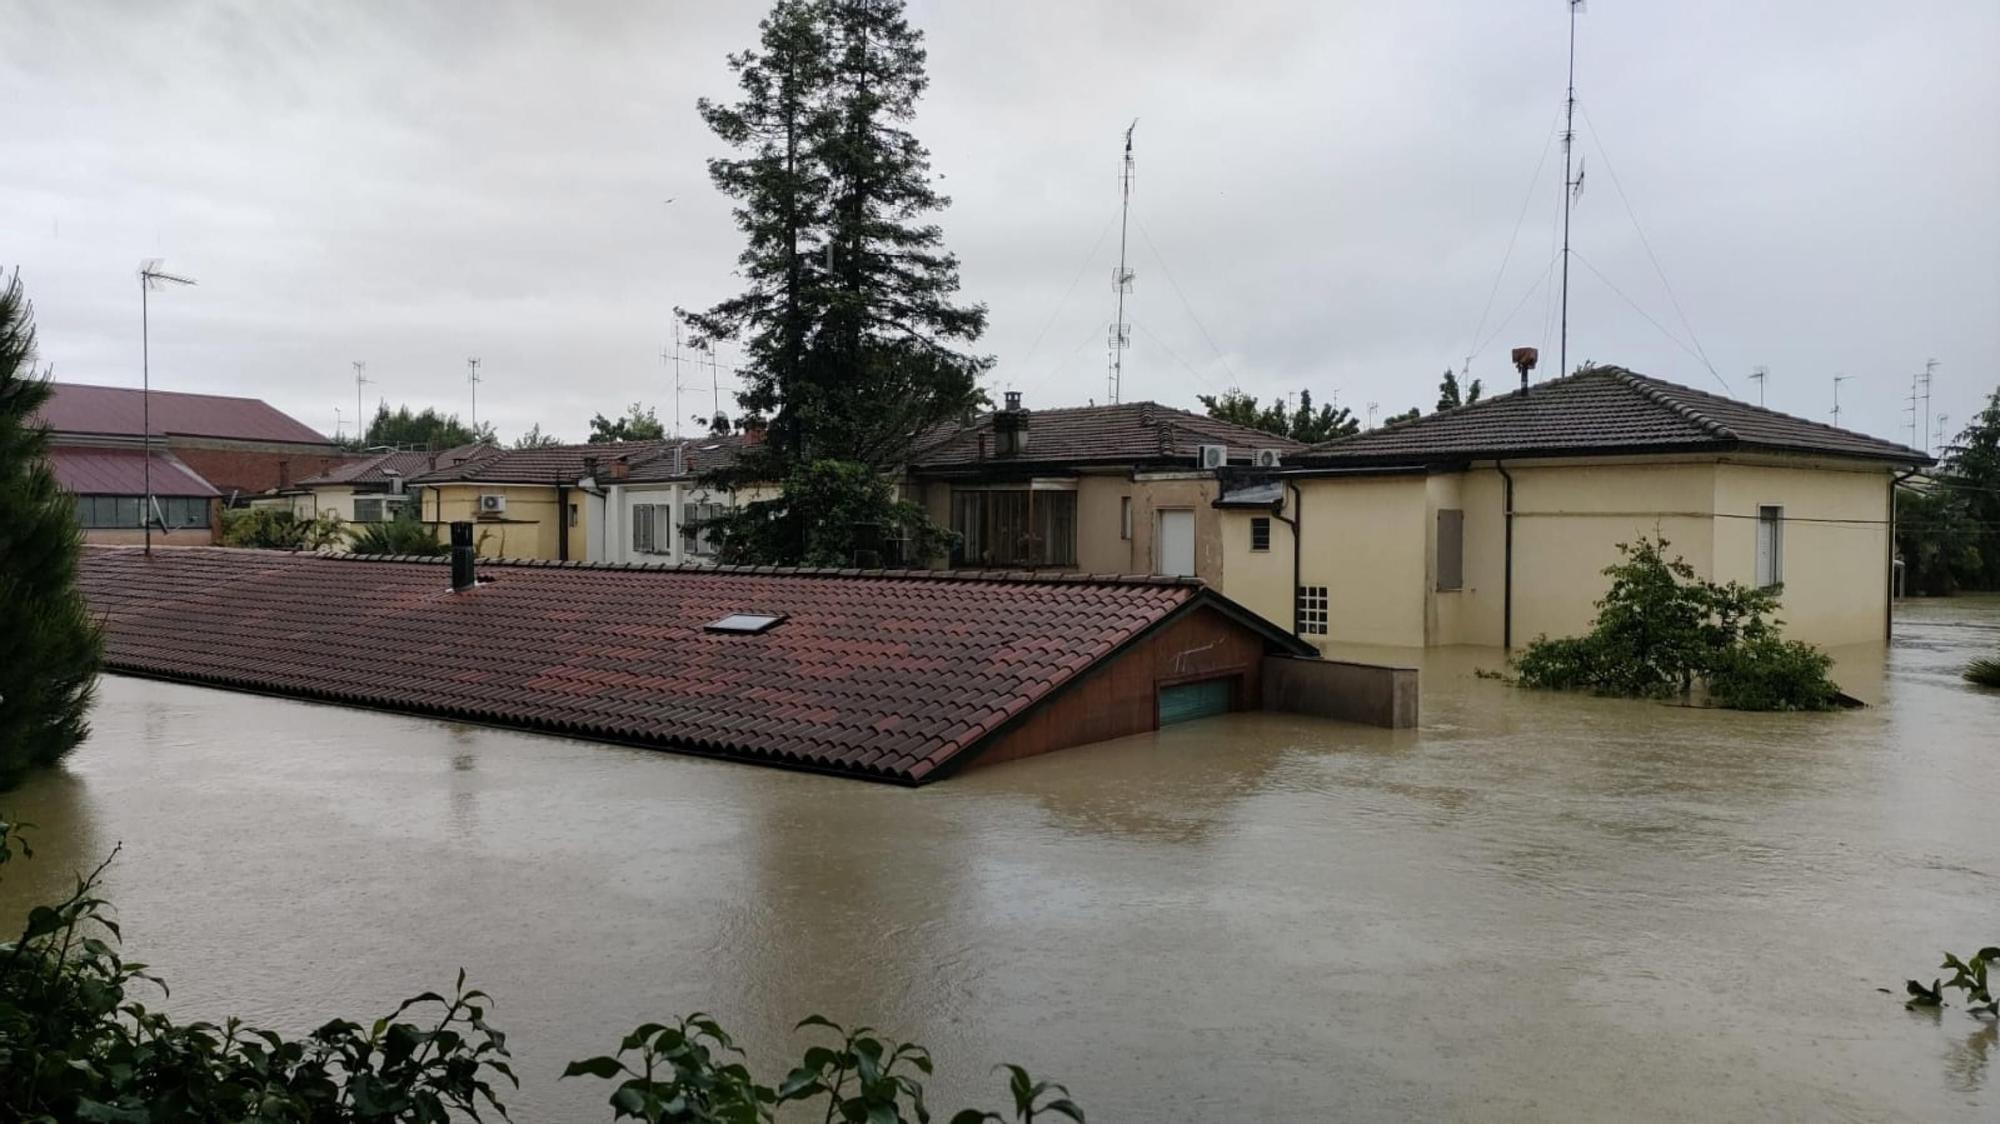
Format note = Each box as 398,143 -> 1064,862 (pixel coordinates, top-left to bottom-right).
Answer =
1748,365 -> 1767,406
1919,357 -> 1937,455
139,260 -> 195,557
1832,374 -> 1850,426
1108,119 -> 1137,404
665,318 -> 686,438
1558,0 -> 1583,380
466,357 -> 481,438
353,360 -> 371,444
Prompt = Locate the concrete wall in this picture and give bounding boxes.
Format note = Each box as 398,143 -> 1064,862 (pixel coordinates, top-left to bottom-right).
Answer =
1075,473 -> 1134,573
1127,475 -> 1225,581
1262,655 -> 1418,728
1215,505 -> 1295,635
1287,474 -> 1431,648
1710,459 -> 1893,647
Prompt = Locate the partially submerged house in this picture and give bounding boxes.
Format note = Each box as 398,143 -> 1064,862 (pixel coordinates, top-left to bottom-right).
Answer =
905,395 -> 1304,580
1212,366 -> 1931,650
75,544 -> 1412,783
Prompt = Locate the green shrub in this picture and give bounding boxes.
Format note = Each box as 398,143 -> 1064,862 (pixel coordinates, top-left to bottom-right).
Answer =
1514,535 -> 1840,711
349,509 -> 446,556
1965,656 -> 2000,688
220,506 -> 346,551
1904,945 -> 1999,1018
1705,636 -> 1840,711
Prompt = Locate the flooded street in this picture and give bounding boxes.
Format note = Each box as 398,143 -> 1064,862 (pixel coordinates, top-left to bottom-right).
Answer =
4,598 -> 1997,1121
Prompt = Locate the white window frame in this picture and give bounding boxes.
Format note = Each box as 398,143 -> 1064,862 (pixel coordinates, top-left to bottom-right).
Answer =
1755,504 -> 1784,588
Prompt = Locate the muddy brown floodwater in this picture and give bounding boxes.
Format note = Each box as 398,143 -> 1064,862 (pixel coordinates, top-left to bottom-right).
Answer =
4,598 -> 1997,1121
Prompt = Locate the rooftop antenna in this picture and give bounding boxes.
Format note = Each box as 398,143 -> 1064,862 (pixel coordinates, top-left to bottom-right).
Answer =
1934,412 -> 1949,453
664,319 -> 686,438
1108,119 -> 1137,404
333,405 -> 344,442
1366,401 -> 1380,429
1748,365 -> 1767,406
1904,373 -> 1920,449
466,357 -> 481,436
1831,374 -> 1850,427
352,360 -> 371,443
1558,0 -> 1584,380
1919,358 -> 1937,455
139,260 -> 196,557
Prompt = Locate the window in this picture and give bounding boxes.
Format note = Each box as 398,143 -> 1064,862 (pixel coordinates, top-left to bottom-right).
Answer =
1120,496 -> 1133,540
632,503 -> 657,553
353,498 -> 386,523
75,495 -> 207,529
568,502 -> 579,528
682,502 -> 725,557
705,612 -> 786,634
1756,505 -> 1784,588
1436,508 -> 1464,591
1250,516 -> 1271,552
951,489 -> 1078,567
1296,585 -> 1329,636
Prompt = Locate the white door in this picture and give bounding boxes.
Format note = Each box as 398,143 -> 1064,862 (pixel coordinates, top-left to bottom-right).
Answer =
1157,509 -> 1196,577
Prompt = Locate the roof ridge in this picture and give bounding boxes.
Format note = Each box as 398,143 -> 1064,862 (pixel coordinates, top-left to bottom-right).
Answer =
1616,368 -> 1927,456
1603,367 -> 1736,441
291,548 -> 1207,588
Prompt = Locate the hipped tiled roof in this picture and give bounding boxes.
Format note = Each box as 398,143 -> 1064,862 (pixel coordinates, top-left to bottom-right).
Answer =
909,402 -> 1304,473
48,447 -> 219,497
76,547 -> 1290,783
407,441 -> 673,486
622,433 -> 754,484
36,382 -> 331,445
1300,366 -> 1931,466
298,443 -> 501,487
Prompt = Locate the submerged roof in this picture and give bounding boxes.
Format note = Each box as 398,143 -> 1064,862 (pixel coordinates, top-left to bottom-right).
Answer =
1300,366 -> 1930,467
36,382 -> 331,445
48,447 -> 218,497
407,440 -> 673,486
298,443 -> 501,487
909,401 -> 1304,473
76,548 -> 1304,784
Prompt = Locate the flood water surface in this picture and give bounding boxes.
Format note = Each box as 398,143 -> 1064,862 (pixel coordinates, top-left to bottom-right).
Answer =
4,598 -> 1997,1120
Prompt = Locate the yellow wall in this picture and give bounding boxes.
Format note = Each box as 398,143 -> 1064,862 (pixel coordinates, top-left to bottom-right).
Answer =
1075,473 -> 1133,573
426,484 -> 567,560
1215,505 -> 1294,631
1710,460 -> 1891,647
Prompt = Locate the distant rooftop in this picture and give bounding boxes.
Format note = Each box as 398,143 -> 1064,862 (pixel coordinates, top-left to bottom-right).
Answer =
297,443 -> 502,488
76,547 -> 1303,784
47,447 -> 218,497
908,400 -> 1305,473
406,440 -> 674,486
37,382 -> 332,445
1299,366 -> 1931,467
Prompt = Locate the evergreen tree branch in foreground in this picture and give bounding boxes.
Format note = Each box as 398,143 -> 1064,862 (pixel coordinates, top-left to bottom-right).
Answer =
0,269 -> 102,791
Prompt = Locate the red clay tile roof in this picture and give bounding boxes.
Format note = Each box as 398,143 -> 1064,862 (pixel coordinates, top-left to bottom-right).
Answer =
1299,366 -> 1930,467
908,401 -> 1305,473
36,382 -> 332,445
47,447 -> 219,497
76,548 -> 1302,783
621,434 -> 754,483
407,441 -> 673,486
298,443 -> 502,487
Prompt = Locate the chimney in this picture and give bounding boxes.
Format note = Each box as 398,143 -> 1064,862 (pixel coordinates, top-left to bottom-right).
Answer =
741,415 -> 767,444
449,521 -> 476,592
1511,346 -> 1540,394
610,458 -> 630,481
994,391 -> 1030,456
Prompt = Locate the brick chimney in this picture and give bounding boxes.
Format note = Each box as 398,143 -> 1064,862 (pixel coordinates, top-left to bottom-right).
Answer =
994,391 -> 1030,456
610,458 -> 630,481
741,416 -> 767,444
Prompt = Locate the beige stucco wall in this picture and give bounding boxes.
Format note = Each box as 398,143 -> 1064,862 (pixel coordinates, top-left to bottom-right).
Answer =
1127,475 -> 1225,581
426,484 -> 566,560
1710,460 -> 1892,647
1075,473 -> 1134,573
1215,506 -> 1293,631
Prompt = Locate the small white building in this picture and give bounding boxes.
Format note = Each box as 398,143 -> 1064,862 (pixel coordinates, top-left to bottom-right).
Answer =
589,433 -> 752,566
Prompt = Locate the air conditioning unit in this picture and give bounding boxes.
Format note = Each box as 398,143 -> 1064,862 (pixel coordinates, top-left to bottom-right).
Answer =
477,494 -> 508,517
1197,444 -> 1228,470
1252,448 -> 1284,469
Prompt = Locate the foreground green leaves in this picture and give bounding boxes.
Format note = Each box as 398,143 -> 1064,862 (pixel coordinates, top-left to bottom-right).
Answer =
1905,947 -> 2000,1019
2,819 -> 1079,1122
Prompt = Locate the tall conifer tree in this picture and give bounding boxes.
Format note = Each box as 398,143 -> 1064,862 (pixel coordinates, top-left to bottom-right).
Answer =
0,270 -> 101,789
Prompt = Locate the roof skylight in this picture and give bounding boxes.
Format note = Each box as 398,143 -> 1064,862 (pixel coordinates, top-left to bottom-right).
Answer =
706,613 -> 787,634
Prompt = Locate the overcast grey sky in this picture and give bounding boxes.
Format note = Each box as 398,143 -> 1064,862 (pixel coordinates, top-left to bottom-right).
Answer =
6,0 -> 1996,449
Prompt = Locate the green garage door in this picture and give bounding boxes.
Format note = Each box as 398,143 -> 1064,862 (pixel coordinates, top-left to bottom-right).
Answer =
1157,678 -> 1233,727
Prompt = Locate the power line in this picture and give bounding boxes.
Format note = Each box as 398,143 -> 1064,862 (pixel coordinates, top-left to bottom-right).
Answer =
1464,106 -> 1564,367
1570,251 -> 1730,390
1135,217 -> 1242,387
1018,208 -> 1118,377
1474,253 -> 1563,363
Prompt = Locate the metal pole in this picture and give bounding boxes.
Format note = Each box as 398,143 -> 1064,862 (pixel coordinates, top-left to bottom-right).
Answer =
1558,0 -> 1580,380
1111,120 -> 1136,405
142,275 -> 151,556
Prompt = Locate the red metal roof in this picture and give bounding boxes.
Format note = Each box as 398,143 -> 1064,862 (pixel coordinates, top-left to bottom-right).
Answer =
47,447 -> 219,497
36,382 -> 332,445
76,549 -> 1302,783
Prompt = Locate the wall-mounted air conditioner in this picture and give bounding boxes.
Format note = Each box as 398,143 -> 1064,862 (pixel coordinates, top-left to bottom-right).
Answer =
1252,448 -> 1284,469
1197,444 -> 1228,470
477,494 -> 508,517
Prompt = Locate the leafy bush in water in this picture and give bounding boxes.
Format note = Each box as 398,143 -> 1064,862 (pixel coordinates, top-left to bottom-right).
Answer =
1965,655 -> 2000,688
349,509 -> 447,556
220,506 -> 346,551
1905,946 -> 2000,1018
1514,535 -> 1840,710
0,818 -> 1079,1122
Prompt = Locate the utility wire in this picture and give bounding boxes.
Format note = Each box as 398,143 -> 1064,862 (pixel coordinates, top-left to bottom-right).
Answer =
1464,107 -> 1564,365
1576,102 -> 1728,393
1134,320 -> 1212,388
1472,253 -> 1562,362
1135,218 -> 1243,387
1572,250 -> 1728,387
1018,209 -> 1119,377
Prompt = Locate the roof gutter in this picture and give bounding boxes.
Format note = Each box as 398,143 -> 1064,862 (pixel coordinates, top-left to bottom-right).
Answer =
1270,480 -> 1303,637
1887,466 -> 1923,640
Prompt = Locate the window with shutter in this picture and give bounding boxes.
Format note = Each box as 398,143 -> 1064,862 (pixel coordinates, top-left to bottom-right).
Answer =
1436,508 -> 1464,591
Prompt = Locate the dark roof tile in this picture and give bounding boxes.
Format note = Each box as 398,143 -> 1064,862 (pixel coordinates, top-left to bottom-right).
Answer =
909,401 -> 1304,472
